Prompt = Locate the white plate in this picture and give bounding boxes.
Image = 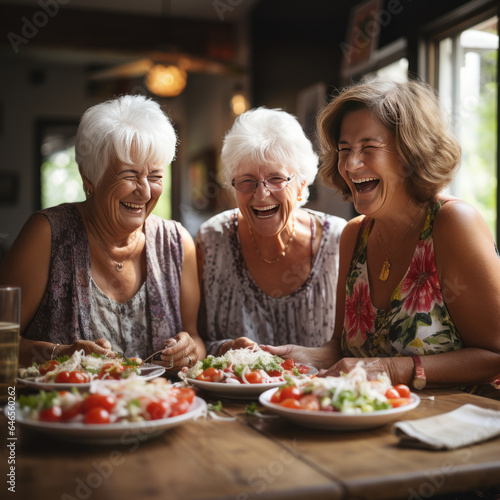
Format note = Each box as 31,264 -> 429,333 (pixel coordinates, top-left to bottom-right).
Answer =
185,365 -> 318,399
259,389 -> 421,430
13,397 -> 206,445
16,363 -> 166,391
186,378 -> 286,399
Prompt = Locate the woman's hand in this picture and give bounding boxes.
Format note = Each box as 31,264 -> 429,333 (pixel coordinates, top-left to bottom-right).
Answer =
219,337 -> 257,355
260,344 -> 313,365
158,331 -> 199,373
56,338 -> 115,359
318,357 -> 395,381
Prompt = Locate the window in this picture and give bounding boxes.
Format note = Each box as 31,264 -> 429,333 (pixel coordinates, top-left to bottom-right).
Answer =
431,14 -> 498,239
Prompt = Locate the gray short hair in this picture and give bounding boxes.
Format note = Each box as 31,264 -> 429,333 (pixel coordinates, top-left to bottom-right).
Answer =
75,94 -> 177,186
221,107 -> 318,206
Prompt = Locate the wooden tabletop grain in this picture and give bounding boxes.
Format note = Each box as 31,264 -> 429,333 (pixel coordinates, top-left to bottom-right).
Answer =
2,387 -> 499,500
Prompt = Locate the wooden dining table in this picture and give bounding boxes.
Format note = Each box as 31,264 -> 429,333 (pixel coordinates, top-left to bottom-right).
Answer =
2,384 -> 500,500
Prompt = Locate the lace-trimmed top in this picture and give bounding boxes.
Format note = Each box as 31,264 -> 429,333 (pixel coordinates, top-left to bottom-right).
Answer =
197,209 -> 347,354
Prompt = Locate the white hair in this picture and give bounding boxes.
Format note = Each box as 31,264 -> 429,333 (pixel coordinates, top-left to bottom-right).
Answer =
75,94 -> 177,186
221,107 -> 318,206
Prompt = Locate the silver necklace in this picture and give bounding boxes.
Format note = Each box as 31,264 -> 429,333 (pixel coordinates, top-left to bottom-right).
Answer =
92,232 -> 141,271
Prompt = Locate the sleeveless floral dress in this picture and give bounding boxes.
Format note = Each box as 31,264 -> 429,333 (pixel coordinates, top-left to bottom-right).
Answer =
342,200 -> 463,358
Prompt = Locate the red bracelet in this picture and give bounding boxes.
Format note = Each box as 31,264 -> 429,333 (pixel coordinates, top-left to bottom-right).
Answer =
411,355 -> 426,390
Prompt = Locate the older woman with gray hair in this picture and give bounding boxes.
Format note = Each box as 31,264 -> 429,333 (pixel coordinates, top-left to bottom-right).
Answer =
0,94 -> 205,372
196,107 -> 346,355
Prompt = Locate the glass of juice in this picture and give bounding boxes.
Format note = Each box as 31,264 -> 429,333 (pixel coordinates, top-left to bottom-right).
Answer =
0,287 -> 21,404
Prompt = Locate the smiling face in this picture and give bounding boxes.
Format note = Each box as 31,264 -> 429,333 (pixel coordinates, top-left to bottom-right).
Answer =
234,159 -> 301,237
338,108 -> 408,218
91,161 -> 165,234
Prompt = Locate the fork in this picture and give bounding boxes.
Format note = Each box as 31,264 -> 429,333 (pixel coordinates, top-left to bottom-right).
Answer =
115,350 -> 174,368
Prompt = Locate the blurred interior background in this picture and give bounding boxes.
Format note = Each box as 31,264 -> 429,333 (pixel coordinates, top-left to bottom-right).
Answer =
0,0 -> 498,255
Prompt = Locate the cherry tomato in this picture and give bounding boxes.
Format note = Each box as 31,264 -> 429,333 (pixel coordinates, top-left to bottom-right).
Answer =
387,398 -> 411,408
270,389 -> 283,403
385,388 -> 401,400
38,360 -> 60,375
267,370 -> 282,378
55,371 -> 71,383
244,371 -> 263,384
281,359 -> 295,371
68,371 -> 91,384
98,363 -> 125,380
296,364 -> 310,374
394,384 -> 411,399
61,401 -> 84,421
83,394 -> 117,412
170,399 -> 190,417
299,394 -> 320,411
279,398 -> 303,409
84,407 -> 110,424
196,367 -> 224,382
147,400 -> 170,420
279,386 -> 302,402
171,387 -> 195,405
39,406 -> 62,422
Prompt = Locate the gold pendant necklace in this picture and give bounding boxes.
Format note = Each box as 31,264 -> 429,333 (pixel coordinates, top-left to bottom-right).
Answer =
249,216 -> 295,264
376,215 -> 421,282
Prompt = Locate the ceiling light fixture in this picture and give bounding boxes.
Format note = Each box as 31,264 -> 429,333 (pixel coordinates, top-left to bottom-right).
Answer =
145,64 -> 187,97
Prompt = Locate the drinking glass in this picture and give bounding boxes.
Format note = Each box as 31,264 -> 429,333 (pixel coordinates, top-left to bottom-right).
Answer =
0,287 -> 21,404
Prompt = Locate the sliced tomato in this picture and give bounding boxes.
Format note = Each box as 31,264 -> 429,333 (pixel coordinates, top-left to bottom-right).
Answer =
387,398 -> 411,408
279,398 -> 303,409
83,394 -> 117,412
196,367 -> 223,382
171,387 -> 195,405
244,371 -> 263,384
61,401 -> 84,421
38,359 -> 60,375
281,359 -> 295,371
147,400 -> 170,420
385,388 -> 401,400
68,371 -> 91,384
299,394 -> 320,411
296,364 -> 310,374
270,389 -> 283,403
39,406 -> 62,422
98,363 -> 126,380
170,399 -> 190,417
279,386 -> 302,402
394,384 -> 411,399
55,371 -> 71,384
84,407 -> 110,424
267,369 -> 282,377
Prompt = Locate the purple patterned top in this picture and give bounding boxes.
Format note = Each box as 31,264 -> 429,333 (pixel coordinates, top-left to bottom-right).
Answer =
23,203 -> 184,353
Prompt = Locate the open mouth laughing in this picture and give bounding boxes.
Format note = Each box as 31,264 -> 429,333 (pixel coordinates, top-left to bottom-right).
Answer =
252,204 -> 280,218
121,201 -> 145,212
351,177 -> 380,192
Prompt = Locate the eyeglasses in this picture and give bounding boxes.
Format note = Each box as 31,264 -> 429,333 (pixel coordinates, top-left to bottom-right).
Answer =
231,174 -> 295,193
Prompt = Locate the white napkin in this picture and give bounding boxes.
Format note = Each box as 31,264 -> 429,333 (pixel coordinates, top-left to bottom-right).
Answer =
393,404 -> 500,450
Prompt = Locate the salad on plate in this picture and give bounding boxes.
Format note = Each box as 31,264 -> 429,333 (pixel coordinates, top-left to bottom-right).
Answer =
17,377 -> 196,424
269,362 -> 413,413
180,345 -> 313,385
18,350 -> 144,384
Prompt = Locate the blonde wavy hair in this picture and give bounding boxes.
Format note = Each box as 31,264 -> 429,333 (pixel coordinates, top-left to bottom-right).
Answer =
317,78 -> 461,203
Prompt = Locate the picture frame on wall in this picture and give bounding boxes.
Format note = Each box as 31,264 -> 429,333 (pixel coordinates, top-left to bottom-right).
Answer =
340,0 -> 382,81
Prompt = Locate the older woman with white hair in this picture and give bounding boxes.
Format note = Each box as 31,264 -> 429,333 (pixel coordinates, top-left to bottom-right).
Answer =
0,94 -> 205,372
196,107 -> 346,355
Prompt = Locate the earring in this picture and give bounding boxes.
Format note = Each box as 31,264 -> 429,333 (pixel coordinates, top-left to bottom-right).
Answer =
86,188 -> 92,197
297,195 -> 302,202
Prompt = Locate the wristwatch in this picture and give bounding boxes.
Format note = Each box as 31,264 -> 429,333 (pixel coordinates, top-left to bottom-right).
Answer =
411,355 -> 426,390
